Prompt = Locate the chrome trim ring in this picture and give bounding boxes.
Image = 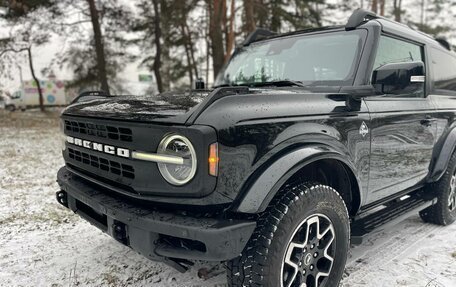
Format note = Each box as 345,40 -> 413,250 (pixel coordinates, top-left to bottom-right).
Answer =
157,134 -> 197,186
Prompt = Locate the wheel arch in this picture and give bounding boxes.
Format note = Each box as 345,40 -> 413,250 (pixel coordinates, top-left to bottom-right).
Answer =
429,127 -> 456,182
233,145 -> 363,215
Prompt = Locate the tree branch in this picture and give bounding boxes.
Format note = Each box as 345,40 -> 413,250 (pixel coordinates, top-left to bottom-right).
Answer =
0,46 -> 29,58
52,19 -> 92,27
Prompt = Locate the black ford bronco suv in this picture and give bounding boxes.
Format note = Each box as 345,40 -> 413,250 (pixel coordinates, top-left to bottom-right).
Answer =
56,9 -> 456,287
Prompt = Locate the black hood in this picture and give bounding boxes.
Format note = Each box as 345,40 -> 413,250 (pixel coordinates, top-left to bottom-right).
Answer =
62,90 -> 210,124
62,86 -> 344,125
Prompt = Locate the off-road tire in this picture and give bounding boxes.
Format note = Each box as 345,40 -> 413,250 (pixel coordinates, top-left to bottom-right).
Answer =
420,152 -> 456,226
227,183 -> 350,287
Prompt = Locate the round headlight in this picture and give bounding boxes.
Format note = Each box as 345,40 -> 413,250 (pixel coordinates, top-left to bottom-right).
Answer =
157,134 -> 197,186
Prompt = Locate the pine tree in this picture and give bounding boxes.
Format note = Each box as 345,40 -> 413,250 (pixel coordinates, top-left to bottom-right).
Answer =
51,0 -> 131,93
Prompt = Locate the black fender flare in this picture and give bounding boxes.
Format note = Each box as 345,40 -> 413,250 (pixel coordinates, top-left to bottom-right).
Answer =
429,127 -> 456,182
233,145 -> 363,214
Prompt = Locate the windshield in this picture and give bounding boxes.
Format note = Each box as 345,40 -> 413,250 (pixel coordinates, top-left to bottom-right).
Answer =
215,30 -> 366,87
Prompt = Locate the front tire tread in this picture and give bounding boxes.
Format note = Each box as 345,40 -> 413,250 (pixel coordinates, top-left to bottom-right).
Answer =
227,183 -> 349,287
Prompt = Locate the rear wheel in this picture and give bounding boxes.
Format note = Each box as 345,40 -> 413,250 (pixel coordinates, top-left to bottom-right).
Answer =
420,152 -> 456,225
6,105 -> 15,111
227,183 -> 350,287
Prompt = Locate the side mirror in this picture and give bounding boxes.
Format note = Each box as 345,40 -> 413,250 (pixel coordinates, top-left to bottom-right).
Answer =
372,61 -> 425,96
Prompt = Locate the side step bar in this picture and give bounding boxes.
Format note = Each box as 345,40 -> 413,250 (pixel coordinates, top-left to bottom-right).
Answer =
351,192 -> 437,245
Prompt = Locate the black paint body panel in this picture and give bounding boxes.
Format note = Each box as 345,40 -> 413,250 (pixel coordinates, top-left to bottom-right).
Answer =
194,92 -> 371,205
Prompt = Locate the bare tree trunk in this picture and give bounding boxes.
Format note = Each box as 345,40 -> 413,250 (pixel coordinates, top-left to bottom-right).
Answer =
205,5 -> 210,84
393,0 -> 402,22
222,0 -> 227,45
87,0 -> 110,95
27,46 -> 44,112
182,22 -> 194,88
184,22 -> 199,80
243,0 -> 255,35
208,0 -> 226,79
380,0 -> 385,16
371,0 -> 378,14
420,0 -> 425,27
394,0 -> 398,20
224,0 -> 235,63
152,0 -> 163,93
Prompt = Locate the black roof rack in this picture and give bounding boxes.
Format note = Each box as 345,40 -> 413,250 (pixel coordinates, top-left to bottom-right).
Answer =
435,37 -> 451,51
242,28 -> 277,46
346,9 -> 451,51
242,10 -> 452,52
346,9 -> 378,31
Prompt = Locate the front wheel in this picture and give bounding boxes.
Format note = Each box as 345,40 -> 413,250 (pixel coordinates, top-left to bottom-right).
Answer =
227,183 -> 350,287
420,152 -> 456,226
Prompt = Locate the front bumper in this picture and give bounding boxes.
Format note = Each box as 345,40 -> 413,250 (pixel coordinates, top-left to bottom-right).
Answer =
56,167 -> 256,270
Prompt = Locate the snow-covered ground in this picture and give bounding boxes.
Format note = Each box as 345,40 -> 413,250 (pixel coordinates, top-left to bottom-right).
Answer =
0,110 -> 455,287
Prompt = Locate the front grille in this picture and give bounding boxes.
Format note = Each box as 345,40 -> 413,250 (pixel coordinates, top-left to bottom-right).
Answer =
68,148 -> 135,179
65,120 -> 132,142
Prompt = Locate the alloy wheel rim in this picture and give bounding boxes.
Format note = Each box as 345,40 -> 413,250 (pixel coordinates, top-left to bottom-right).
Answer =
449,174 -> 456,212
280,214 -> 336,287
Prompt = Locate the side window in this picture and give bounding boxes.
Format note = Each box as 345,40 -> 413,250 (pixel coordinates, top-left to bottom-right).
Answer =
373,36 -> 423,70
431,48 -> 456,94
373,36 -> 424,97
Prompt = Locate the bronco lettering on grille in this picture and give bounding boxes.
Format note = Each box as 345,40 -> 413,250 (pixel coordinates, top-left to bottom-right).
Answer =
66,136 -> 130,158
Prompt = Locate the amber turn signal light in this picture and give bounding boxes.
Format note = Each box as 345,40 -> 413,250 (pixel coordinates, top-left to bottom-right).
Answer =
209,143 -> 219,176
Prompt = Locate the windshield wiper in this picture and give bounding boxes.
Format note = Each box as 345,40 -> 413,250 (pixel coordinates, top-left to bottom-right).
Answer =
214,80 -> 307,89
248,80 -> 307,87
213,83 -> 245,88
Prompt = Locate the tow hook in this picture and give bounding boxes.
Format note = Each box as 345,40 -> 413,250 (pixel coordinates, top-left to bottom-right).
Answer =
112,221 -> 129,245
56,191 -> 68,207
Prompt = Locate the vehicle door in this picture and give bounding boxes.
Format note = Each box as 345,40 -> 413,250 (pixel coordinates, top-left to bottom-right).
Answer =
427,47 -> 456,180
364,35 -> 437,204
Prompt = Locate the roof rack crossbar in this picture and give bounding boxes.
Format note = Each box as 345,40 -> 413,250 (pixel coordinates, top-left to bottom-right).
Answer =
242,28 -> 277,46
346,8 -> 378,31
